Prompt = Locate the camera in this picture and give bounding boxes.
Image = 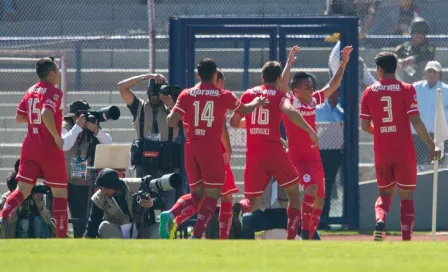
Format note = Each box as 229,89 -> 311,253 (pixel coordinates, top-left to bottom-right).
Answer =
134,172 -> 182,204
31,185 -> 51,195
148,79 -> 183,100
77,106 -> 121,123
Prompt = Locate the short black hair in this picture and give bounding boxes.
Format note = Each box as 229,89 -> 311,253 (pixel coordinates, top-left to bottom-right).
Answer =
197,58 -> 217,82
261,61 -> 282,83
374,52 -> 397,74
217,69 -> 224,81
291,72 -> 311,89
36,57 -> 57,80
6,172 -> 18,192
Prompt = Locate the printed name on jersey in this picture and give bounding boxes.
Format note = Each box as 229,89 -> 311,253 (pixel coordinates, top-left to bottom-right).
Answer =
371,84 -> 401,92
195,129 -> 206,136
189,88 -> 220,97
28,87 -> 47,95
250,88 -> 277,96
249,128 -> 270,135
380,125 -> 397,133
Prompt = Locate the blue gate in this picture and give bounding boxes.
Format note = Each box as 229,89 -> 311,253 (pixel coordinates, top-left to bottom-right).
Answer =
169,16 -> 359,229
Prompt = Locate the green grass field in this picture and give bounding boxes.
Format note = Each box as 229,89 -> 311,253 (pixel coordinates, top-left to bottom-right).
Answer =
1,240 -> 448,271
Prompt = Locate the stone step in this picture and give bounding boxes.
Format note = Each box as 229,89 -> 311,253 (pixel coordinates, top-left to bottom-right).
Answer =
0,70 -> 332,93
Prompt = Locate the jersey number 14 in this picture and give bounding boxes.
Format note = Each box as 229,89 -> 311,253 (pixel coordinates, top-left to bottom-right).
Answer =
193,101 -> 215,127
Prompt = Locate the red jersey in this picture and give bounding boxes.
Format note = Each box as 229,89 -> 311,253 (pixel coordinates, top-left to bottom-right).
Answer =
241,85 -> 288,151
360,78 -> 419,161
173,83 -> 241,145
283,91 -> 324,161
16,81 -> 64,157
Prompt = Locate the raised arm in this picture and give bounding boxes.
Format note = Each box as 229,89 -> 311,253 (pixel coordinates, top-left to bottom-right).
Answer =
321,46 -> 353,99
234,96 -> 268,116
280,46 -> 300,92
117,74 -> 165,106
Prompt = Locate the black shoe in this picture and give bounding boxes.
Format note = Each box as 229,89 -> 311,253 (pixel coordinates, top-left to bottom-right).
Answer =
230,203 -> 243,239
301,230 -> 310,240
373,221 -> 386,241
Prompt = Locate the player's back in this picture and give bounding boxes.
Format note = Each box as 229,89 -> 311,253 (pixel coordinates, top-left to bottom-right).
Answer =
242,84 -> 286,153
17,81 -> 63,156
177,83 -> 240,146
361,78 -> 418,161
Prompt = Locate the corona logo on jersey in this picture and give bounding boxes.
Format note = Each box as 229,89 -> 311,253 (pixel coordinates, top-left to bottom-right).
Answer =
189,88 -> 220,97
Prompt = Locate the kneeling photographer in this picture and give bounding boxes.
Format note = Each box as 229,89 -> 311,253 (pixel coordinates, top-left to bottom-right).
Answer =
83,168 -> 181,239
0,160 -> 55,238
62,100 -> 115,238
118,74 -> 183,210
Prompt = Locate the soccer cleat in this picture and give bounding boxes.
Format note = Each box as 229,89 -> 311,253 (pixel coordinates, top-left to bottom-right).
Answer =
0,217 -> 6,238
301,230 -> 310,240
231,202 -> 243,238
189,235 -> 201,240
373,221 -> 386,241
159,211 -> 175,239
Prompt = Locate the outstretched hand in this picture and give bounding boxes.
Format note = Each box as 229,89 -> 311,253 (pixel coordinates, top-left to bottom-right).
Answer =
287,46 -> 300,64
341,46 -> 353,63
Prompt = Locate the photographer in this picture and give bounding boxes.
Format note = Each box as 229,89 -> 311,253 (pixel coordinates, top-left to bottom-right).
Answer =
62,100 -> 113,238
0,162 -> 54,238
83,168 -> 164,239
118,74 -> 182,210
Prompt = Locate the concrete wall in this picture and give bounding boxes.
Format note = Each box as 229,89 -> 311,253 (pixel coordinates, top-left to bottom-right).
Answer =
359,169 -> 448,231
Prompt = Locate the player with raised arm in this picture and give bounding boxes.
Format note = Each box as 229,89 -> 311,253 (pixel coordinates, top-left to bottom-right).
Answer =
165,70 -> 239,239
230,61 -> 319,240
360,52 -> 441,241
0,57 -> 69,238
280,45 -> 352,239
160,59 -> 266,239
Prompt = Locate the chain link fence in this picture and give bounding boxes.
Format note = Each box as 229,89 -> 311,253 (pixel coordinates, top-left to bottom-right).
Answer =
0,0 -> 447,220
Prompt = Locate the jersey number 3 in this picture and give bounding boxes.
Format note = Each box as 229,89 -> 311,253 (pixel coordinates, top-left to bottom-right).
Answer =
28,98 -> 42,125
193,101 -> 215,127
381,96 -> 393,123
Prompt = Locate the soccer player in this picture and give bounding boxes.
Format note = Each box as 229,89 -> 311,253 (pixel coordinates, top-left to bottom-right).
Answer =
280,45 -> 353,239
0,57 -> 68,238
160,59 -> 266,239
167,70 -> 239,240
230,61 -> 319,240
360,52 -> 441,241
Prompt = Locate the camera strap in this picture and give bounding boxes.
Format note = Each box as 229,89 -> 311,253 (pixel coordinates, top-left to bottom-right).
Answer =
139,105 -> 145,139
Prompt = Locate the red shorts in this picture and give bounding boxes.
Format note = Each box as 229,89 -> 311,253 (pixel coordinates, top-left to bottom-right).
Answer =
185,143 -> 226,189
17,152 -> 68,188
244,145 -> 299,198
221,163 -> 238,196
375,156 -> 417,190
292,160 -> 325,198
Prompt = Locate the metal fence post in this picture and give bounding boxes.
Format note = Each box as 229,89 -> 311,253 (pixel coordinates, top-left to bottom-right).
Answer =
242,39 -> 250,91
75,41 -> 82,92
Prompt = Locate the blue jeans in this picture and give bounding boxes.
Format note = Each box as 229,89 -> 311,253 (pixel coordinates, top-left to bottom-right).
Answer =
242,208 -> 320,240
17,217 -> 51,238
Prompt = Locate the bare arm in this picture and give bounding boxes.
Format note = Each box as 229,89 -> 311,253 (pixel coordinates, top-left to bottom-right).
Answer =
234,97 -> 267,116
410,115 -> 435,151
361,119 -> 374,135
42,109 -> 60,139
15,114 -> 27,123
230,113 -> 246,128
167,111 -> 182,128
280,100 -> 319,147
117,74 -> 165,106
221,120 -> 231,153
280,46 -> 300,92
321,46 -> 353,99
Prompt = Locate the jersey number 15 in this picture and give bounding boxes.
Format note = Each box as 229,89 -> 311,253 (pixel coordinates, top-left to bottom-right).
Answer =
28,98 -> 42,125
